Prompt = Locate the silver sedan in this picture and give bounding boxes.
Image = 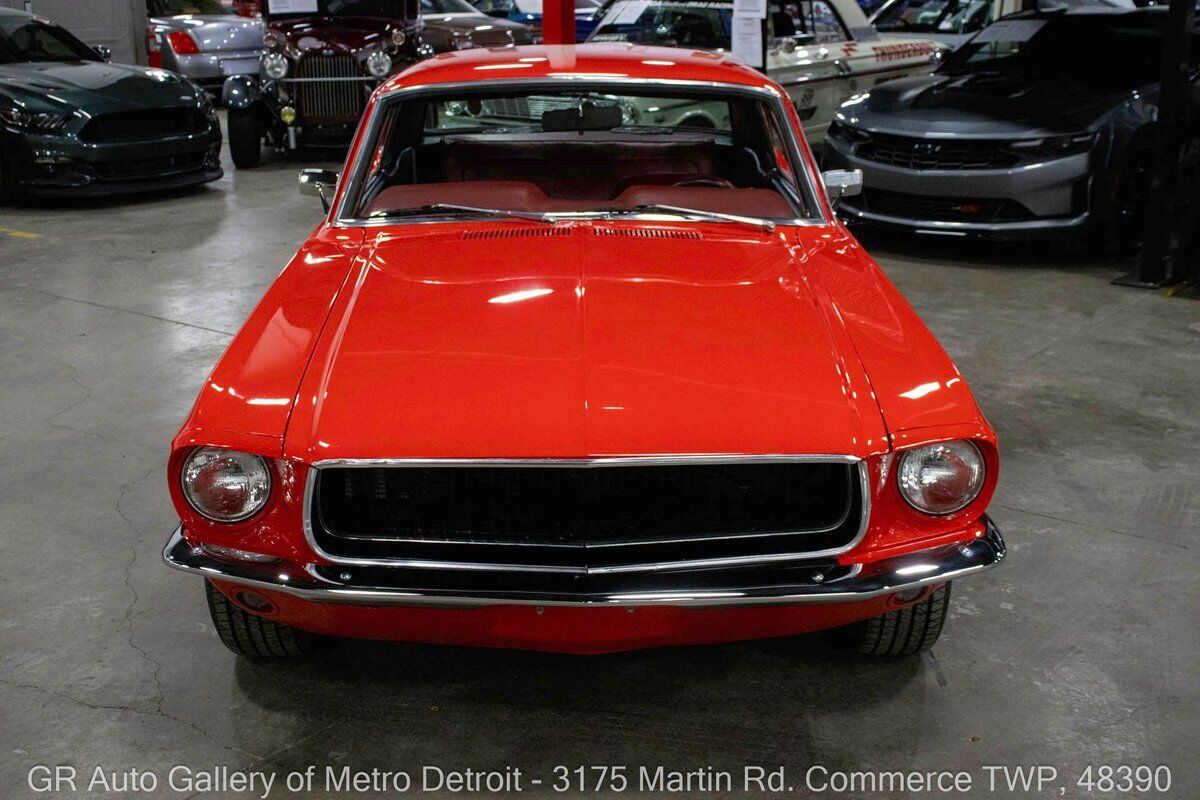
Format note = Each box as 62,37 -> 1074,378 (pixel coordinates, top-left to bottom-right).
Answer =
147,0 -> 263,95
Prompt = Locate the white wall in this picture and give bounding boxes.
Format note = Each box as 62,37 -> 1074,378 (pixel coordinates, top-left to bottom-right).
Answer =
1,0 -> 148,65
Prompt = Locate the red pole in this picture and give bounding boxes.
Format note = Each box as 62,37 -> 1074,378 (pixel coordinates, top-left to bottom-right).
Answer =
541,0 -> 576,44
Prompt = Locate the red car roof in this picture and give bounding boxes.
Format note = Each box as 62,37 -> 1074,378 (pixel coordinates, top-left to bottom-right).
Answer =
382,43 -> 780,93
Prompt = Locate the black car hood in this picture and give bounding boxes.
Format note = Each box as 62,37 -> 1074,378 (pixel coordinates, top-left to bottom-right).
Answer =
845,71 -> 1128,136
0,61 -> 201,115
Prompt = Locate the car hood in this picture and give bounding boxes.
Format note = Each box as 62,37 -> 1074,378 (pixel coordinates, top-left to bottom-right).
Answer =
282,224 -> 889,462
843,71 -> 1122,136
269,16 -> 404,55
150,15 -> 264,53
0,61 -> 201,115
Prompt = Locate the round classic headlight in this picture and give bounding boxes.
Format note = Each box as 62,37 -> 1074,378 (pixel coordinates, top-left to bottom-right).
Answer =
897,440 -> 985,515
262,51 -> 288,79
365,50 -> 392,78
181,447 -> 271,523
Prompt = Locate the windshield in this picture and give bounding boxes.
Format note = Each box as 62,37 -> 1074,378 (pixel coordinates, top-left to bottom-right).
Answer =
0,16 -> 101,63
591,1 -> 734,47
421,0 -> 477,12
589,0 -> 843,48
343,84 -> 818,222
873,0 -> 990,35
264,0 -> 408,17
943,15 -> 1187,92
149,0 -> 234,14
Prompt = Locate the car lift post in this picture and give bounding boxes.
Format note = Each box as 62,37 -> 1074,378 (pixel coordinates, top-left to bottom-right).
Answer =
542,0 -> 576,44
1115,0 -> 1197,288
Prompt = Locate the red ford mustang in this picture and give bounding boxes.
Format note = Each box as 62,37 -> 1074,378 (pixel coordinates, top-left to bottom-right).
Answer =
163,44 -> 1005,657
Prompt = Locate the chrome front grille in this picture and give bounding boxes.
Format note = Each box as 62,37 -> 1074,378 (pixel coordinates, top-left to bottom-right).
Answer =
482,95 -> 578,121
306,458 -> 867,572
292,54 -> 368,124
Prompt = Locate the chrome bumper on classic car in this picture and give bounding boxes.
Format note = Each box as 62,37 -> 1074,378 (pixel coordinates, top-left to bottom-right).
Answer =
823,134 -> 1092,235
162,517 -> 1005,608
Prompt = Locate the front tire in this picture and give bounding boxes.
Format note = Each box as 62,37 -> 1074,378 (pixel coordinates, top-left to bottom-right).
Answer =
227,107 -> 263,169
842,583 -> 951,656
205,580 -> 315,657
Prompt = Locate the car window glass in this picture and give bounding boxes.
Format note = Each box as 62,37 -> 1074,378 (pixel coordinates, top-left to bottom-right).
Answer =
874,0 -> 988,34
591,2 -> 734,49
0,17 -> 99,63
945,17 -> 1179,92
421,0 -> 477,12
344,87 -> 818,221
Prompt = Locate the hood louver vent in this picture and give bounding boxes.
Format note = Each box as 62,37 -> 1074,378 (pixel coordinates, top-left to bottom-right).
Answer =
593,227 -> 702,240
462,227 -> 573,240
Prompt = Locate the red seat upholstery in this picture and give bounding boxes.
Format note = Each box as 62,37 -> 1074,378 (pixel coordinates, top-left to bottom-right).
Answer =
366,181 -> 550,216
611,185 -> 795,218
442,138 -> 716,200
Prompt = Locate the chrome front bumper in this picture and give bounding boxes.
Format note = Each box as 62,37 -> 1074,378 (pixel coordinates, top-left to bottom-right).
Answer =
162,518 -> 1006,608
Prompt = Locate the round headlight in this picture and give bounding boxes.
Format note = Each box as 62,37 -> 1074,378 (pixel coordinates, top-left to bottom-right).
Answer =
366,50 -> 392,78
897,440 -> 985,515
391,29 -> 407,47
181,447 -> 271,523
262,51 -> 288,79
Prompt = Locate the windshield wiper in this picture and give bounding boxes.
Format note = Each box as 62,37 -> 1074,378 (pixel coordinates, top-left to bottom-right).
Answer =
602,204 -> 776,232
369,204 -> 559,224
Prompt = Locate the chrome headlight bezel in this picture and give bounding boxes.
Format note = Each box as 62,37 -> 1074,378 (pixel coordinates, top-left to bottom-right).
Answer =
262,51 -> 289,80
896,440 -> 986,516
181,447 -> 272,524
365,49 -> 393,78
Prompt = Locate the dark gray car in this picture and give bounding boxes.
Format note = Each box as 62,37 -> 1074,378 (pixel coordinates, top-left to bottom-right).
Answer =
823,7 -> 1199,246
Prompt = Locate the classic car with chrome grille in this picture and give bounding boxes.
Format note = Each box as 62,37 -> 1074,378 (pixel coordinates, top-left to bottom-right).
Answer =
164,44 -> 1005,657
824,6 -> 1200,244
222,0 -> 424,168
0,8 -> 222,201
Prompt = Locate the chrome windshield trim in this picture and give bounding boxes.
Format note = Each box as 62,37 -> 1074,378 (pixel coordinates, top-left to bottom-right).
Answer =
162,517 -> 1006,608
328,77 -> 826,225
300,455 -> 871,572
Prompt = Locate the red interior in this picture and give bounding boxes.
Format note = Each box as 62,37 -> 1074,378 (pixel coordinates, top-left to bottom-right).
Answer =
367,180 -> 794,218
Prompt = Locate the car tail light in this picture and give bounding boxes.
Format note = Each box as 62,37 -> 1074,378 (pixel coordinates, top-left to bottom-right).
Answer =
146,26 -> 163,68
167,29 -> 201,55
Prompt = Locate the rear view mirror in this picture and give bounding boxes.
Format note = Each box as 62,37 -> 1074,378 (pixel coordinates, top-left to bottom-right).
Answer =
822,169 -> 863,203
299,168 -> 339,212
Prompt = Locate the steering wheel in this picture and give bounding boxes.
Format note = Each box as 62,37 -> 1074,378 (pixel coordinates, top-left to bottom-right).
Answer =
672,178 -> 735,189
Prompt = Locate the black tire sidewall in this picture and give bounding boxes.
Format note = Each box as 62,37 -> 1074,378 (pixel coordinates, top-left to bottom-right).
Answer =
227,107 -> 263,169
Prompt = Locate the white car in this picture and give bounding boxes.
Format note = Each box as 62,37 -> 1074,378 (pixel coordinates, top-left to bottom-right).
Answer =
588,0 -> 945,142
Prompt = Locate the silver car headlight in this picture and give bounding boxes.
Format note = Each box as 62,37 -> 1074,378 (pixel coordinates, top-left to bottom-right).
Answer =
181,447 -> 272,523
897,440 -> 985,515
262,51 -> 288,79
366,50 -> 392,78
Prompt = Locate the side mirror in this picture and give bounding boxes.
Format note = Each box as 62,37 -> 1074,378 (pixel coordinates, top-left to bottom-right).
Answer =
822,169 -> 863,203
93,45 -> 112,61
299,168 -> 339,212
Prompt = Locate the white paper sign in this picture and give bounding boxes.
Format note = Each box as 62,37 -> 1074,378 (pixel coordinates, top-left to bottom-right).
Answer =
731,14 -> 763,68
972,19 -> 1045,44
269,0 -> 320,13
733,0 -> 767,17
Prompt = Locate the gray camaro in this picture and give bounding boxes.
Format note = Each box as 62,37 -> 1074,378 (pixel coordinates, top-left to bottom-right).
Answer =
147,0 -> 264,94
823,6 -> 1199,247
